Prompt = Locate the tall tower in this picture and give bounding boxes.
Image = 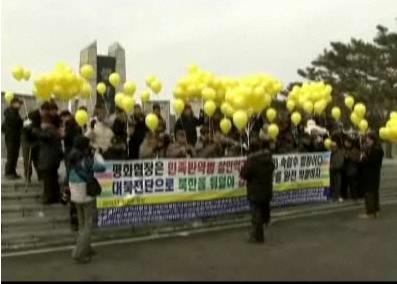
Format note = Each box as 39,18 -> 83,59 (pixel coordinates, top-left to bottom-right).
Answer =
79,41 -> 126,114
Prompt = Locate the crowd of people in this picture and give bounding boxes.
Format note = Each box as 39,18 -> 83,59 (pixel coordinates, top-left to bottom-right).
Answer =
2,97 -> 385,262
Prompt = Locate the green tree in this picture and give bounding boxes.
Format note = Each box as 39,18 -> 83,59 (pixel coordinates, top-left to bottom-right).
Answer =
297,25 -> 397,131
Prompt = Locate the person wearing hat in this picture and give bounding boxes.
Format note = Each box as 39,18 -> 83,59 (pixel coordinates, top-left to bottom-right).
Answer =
2,97 -> 23,179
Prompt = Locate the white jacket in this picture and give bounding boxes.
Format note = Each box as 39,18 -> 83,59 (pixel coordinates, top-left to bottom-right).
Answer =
85,121 -> 114,152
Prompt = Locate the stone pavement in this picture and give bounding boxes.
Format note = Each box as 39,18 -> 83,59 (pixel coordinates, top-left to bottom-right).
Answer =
2,203 -> 397,281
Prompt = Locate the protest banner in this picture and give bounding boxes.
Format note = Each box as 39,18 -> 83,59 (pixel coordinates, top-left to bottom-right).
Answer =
96,152 -> 330,227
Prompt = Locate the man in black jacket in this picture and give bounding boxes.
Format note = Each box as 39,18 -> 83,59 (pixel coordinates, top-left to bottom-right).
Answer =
240,139 -> 275,243
2,98 -> 23,179
174,104 -> 204,146
359,132 -> 384,219
128,105 -> 147,159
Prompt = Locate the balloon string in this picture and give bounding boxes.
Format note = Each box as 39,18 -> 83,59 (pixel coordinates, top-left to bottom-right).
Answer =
240,134 -> 243,156
180,116 -> 188,143
126,113 -> 129,158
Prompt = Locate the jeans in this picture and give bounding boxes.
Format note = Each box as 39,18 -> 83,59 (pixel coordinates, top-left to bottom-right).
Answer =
72,200 -> 96,260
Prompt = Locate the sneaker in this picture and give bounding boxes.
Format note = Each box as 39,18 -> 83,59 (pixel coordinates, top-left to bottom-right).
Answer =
73,256 -> 91,264
338,198 -> 344,203
358,213 -> 376,219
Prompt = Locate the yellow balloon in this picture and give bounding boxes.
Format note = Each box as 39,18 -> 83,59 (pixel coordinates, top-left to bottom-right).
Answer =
145,113 -> 159,132
23,69 -> 31,81
232,94 -> 248,110
350,112 -> 360,126
80,82 -> 92,99
96,82 -> 107,95
4,91 -> 14,104
286,100 -> 296,112
114,92 -> 125,108
314,100 -> 326,115
324,138 -> 333,150
359,119 -> 368,132
173,86 -> 184,98
204,100 -> 217,117
202,87 -> 216,101
173,99 -> 185,115
266,108 -> 277,122
344,96 -> 355,110
150,80 -> 162,94
353,103 -> 366,118
390,111 -> 397,120
220,102 -> 234,117
220,118 -> 232,135
80,64 -> 94,80
141,90 -> 151,103
122,96 -> 135,113
75,110 -> 89,127
303,101 -> 313,114
331,107 -> 341,121
123,81 -> 136,95
146,75 -> 157,86
389,126 -> 397,141
268,123 -> 279,140
233,110 -> 248,131
12,65 -> 24,81
379,127 -> 390,141
291,111 -> 302,126
109,73 -> 121,87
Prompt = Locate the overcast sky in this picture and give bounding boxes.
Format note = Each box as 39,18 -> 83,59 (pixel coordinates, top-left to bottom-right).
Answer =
1,0 -> 396,99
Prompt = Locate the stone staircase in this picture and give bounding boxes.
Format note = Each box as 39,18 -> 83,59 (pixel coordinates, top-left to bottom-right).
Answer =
2,160 -> 397,253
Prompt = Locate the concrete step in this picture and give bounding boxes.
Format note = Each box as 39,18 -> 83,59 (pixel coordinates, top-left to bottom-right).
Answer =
3,195 -> 397,253
1,191 -> 42,204
1,203 -> 69,219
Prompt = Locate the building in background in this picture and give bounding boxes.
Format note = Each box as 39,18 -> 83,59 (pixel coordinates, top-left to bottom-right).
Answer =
79,41 -> 126,114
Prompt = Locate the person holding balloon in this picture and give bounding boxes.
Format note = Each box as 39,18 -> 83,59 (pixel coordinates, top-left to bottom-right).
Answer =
85,106 -> 114,159
174,104 -> 204,147
2,97 -> 23,179
128,105 -> 148,160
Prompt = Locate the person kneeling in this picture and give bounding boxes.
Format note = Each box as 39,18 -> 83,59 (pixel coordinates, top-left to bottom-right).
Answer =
240,139 -> 275,243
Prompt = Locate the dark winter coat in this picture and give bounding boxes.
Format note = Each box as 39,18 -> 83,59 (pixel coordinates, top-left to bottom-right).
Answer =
330,148 -> 345,171
2,107 -> 23,142
129,115 -> 148,159
21,109 -> 41,147
360,145 -> 384,193
344,147 -> 361,177
174,115 -> 203,146
240,150 -> 275,202
63,119 -> 82,156
38,126 -> 63,171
